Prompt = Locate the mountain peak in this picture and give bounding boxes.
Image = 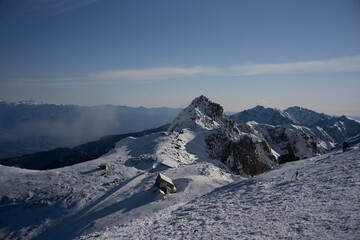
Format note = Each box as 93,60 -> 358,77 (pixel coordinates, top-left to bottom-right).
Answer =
284,106 -> 331,126
253,105 -> 266,110
230,105 -> 295,126
168,95 -> 226,132
189,95 -> 224,119
190,94 -> 209,104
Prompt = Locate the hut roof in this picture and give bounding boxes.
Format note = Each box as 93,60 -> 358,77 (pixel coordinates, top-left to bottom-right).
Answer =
160,160 -> 178,168
157,173 -> 175,186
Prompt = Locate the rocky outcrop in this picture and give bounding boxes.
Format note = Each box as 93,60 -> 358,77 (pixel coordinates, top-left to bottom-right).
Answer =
248,123 -> 330,163
231,105 -> 360,163
168,95 -> 229,132
227,136 -> 274,176
169,95 -> 277,176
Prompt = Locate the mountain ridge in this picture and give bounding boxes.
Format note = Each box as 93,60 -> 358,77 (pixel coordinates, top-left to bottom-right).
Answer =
1,96 -> 360,239
3,96 -> 360,170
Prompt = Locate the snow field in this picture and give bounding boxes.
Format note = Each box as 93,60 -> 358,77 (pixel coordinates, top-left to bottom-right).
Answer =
0,127 -> 234,240
78,147 -> 360,240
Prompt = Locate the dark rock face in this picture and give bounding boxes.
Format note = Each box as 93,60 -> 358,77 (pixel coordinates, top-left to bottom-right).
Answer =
267,127 -> 289,144
192,95 -> 224,121
205,131 -> 232,162
278,153 -> 300,164
205,130 -> 277,176
228,136 -> 273,177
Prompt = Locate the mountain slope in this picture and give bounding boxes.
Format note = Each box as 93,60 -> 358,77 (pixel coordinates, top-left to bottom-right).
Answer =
78,145 -> 360,240
231,105 -> 360,162
0,95 -> 277,239
284,106 -> 332,126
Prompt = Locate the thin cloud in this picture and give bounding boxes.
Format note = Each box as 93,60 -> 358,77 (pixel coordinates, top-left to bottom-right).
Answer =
229,55 -> 360,76
0,0 -> 99,29
7,55 -> 360,86
59,66 -> 221,82
64,55 -> 360,82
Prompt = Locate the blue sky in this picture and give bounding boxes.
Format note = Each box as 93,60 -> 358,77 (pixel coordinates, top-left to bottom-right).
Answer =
1,0 -> 360,115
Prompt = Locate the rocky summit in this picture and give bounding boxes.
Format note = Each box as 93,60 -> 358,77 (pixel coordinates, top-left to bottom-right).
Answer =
168,95 -> 277,176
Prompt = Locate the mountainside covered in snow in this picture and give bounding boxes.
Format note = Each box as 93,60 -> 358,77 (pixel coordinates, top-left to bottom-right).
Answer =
168,95 -> 277,176
231,105 -> 360,163
1,96 -> 360,240
79,144 -> 360,240
0,101 -> 181,158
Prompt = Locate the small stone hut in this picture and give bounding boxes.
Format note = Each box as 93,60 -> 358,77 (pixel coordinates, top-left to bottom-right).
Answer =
154,173 -> 177,194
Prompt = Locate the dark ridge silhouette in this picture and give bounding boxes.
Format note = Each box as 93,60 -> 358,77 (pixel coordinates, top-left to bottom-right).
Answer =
0,124 -> 169,170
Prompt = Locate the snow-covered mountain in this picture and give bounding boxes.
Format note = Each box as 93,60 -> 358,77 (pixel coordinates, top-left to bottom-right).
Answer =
1,94 -> 359,239
231,105 -> 360,162
0,96 -> 237,239
0,96 -> 278,239
231,105 -> 297,125
284,106 -> 332,126
168,95 -> 277,176
242,122 -> 331,163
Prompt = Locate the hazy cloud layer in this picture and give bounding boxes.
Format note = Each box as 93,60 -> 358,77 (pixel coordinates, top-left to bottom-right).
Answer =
7,55 -> 360,86
0,104 -> 181,158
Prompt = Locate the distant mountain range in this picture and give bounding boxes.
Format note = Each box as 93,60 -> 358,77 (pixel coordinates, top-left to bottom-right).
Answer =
0,101 -> 181,158
1,96 -> 359,240
2,96 -> 359,173
0,96 -> 360,171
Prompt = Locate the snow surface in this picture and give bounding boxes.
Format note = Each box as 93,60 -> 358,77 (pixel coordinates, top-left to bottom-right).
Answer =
0,126 -> 233,240
78,146 -> 360,240
1,141 -> 359,239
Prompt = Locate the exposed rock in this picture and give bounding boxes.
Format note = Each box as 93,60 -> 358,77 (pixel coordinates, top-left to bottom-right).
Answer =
230,105 -> 360,164
168,95 -> 229,132
227,136 -> 273,177
246,122 -> 329,163
169,95 -> 278,176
